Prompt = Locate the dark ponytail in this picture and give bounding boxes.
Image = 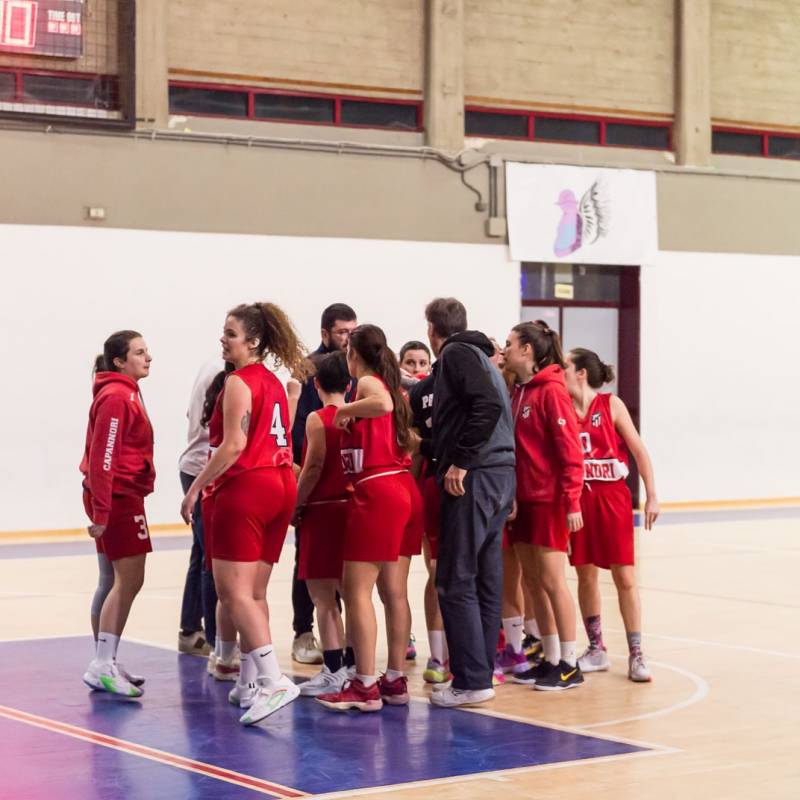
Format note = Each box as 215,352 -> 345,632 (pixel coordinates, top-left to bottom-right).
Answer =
201,362 -> 235,427
512,320 -> 566,370
94,330 -> 142,374
349,324 -> 413,452
570,348 -> 615,389
228,302 -> 309,379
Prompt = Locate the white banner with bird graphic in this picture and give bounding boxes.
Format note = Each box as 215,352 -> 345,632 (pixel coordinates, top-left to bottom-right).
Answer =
505,163 -> 658,265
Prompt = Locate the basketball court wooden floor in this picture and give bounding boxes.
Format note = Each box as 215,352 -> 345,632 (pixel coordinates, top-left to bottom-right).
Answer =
1,508 -> 798,799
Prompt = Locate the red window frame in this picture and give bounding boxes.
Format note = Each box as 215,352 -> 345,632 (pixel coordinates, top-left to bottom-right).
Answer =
168,80 -> 424,132
465,105 -> 673,151
712,125 -> 800,160
0,65 -> 119,110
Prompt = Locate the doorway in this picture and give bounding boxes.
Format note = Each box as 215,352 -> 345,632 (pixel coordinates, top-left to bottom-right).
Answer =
520,262 -> 641,505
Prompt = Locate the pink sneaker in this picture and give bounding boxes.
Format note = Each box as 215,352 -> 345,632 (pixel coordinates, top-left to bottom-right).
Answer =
378,674 -> 410,705
495,644 -> 529,675
492,667 -> 506,686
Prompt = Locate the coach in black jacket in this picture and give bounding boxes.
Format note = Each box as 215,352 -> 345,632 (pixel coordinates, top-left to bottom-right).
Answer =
424,298 -> 516,708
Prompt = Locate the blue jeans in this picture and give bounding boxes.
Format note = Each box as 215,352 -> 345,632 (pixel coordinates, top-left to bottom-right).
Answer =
179,471 -> 217,646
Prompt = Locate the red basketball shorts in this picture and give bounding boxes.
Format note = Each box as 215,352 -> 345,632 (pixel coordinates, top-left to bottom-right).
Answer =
420,473 -> 441,560
570,481 -> 634,569
84,490 -> 152,562
508,500 -> 569,553
298,498 -> 349,581
210,467 -> 296,564
345,471 -> 423,562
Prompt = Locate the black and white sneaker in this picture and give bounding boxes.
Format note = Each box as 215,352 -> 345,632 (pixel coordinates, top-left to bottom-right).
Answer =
533,660 -> 584,691
511,659 -> 556,686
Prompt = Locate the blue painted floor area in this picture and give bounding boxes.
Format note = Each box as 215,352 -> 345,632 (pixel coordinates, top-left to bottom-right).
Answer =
0,535 -> 193,559
0,638 -> 646,799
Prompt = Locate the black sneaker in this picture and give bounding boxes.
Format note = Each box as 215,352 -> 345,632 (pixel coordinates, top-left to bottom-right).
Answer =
511,658 -> 556,686
522,634 -> 542,664
533,660 -> 584,691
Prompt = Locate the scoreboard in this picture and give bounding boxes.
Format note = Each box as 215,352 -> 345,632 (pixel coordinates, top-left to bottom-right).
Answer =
0,0 -> 83,57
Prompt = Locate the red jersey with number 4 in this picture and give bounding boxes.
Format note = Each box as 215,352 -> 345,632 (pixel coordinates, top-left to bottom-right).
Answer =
208,363 -> 292,489
302,405 -> 350,502
79,372 -> 155,526
577,393 -> 629,482
341,380 -> 411,479
511,364 -> 584,513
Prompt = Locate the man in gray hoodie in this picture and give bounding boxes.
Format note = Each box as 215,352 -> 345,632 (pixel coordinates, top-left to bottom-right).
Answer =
424,298 -> 516,708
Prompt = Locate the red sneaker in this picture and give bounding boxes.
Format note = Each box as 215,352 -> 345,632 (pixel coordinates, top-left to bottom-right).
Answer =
316,678 -> 383,712
378,674 -> 409,706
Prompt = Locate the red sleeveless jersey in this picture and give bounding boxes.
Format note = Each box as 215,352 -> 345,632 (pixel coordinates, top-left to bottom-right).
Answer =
577,393 -> 629,482
209,363 -> 292,489
302,405 -> 350,502
340,380 -> 411,479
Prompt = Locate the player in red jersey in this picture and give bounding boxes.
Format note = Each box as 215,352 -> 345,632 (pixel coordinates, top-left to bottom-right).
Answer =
81,330 -> 154,699
180,302 -> 306,725
503,321 -> 585,691
294,351 -> 352,697
564,348 -> 659,682
398,340 -> 431,379
317,324 -> 423,713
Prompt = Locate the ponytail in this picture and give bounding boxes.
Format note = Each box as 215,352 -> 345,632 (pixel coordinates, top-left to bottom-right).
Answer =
349,324 -> 414,452
201,362 -> 235,427
570,348 -> 615,389
512,320 -> 565,370
228,302 -> 309,380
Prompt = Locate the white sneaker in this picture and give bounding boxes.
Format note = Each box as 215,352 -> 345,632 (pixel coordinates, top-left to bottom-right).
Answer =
207,652 -> 217,675
345,665 -> 357,681
213,651 -> 241,681
292,632 -> 323,665
577,647 -> 610,673
430,686 -> 494,708
83,660 -> 143,698
239,675 -> 300,725
228,681 -> 258,708
178,631 -> 211,656
116,662 -> 145,687
299,666 -> 348,697
628,652 -> 652,682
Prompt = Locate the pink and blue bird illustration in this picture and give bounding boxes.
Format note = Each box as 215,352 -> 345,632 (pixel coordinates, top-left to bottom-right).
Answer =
553,178 -> 610,257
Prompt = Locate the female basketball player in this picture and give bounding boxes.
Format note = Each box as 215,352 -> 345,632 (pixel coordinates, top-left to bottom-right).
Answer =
564,348 -> 659,682
294,351 -> 352,696
317,324 -> 423,712
81,330 -> 154,699
180,303 -> 306,725
503,321 -> 585,691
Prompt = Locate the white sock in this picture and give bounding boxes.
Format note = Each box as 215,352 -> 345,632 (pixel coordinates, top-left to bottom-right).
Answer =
219,640 -> 237,662
561,641 -> 577,668
240,651 -> 257,684
542,634 -> 560,666
96,632 -> 119,665
428,630 -> 447,664
357,673 -> 377,687
524,618 -> 541,639
251,645 -> 281,683
502,616 -> 524,653
385,668 -> 404,681
214,638 -> 221,659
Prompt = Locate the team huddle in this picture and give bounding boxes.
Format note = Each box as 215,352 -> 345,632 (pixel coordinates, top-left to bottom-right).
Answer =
79,298 -> 659,726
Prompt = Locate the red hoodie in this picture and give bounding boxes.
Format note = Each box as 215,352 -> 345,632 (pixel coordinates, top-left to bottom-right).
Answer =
79,372 -> 155,526
511,364 -> 584,513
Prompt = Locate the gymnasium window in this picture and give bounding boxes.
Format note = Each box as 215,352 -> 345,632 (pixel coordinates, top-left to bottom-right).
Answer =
0,71 -> 14,101
521,263 -> 622,304
22,74 -> 117,109
168,82 -> 423,132
767,135 -> 800,160
464,106 -> 672,151
712,130 -> 763,156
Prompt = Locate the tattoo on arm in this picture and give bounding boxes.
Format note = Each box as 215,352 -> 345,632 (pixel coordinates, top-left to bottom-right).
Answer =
241,411 -> 251,436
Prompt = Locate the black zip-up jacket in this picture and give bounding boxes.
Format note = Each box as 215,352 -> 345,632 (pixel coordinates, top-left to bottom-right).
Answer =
431,331 -> 515,478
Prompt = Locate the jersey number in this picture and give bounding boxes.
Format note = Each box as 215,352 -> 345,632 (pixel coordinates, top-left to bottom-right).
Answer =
579,432 -> 592,455
134,514 -> 150,540
270,403 -> 288,446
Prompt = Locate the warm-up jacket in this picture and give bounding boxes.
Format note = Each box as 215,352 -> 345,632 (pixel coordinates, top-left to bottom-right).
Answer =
80,372 -> 155,525
431,331 -> 515,477
511,364 -> 583,513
